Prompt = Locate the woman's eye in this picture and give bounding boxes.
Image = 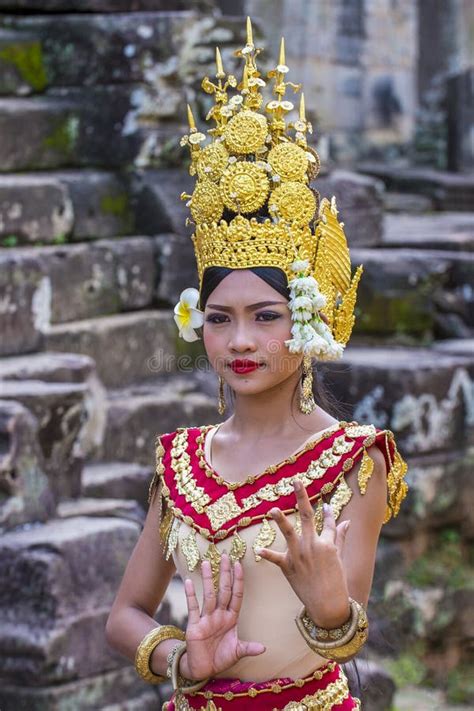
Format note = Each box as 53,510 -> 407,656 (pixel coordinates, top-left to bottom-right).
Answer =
256,311 -> 281,321
205,312 -> 281,324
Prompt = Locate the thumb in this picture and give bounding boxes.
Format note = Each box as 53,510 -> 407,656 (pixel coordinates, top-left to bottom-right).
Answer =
335,519 -> 350,555
236,639 -> 266,658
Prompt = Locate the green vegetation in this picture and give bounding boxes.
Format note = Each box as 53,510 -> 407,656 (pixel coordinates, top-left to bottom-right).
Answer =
447,663 -> 474,704
0,40 -> 47,91
406,528 -> 474,591
43,116 -> 80,158
1,235 -> 19,247
388,642 -> 427,688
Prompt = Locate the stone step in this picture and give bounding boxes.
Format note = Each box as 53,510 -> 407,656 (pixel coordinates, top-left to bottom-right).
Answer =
57,496 -> 146,525
82,461 -> 153,510
0,0 -> 209,13
0,88 -> 177,171
42,309 -> 179,388
320,344 -> 474,457
0,12 -> 243,95
358,163 -> 474,211
0,234 -> 183,356
97,373 -> 219,464
351,247 -> 474,341
0,515 -> 141,684
0,666 -> 159,711
382,212 -> 474,252
0,170 -> 138,245
0,378 -> 88,502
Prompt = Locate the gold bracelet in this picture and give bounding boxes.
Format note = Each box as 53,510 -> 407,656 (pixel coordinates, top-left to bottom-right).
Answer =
171,641 -> 210,694
134,625 -> 185,684
295,598 -> 369,661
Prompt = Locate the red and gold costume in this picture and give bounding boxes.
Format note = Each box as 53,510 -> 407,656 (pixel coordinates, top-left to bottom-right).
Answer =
149,420 -> 408,710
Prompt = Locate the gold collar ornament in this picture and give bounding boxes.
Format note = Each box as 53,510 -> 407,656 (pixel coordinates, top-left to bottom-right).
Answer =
174,17 -> 363,360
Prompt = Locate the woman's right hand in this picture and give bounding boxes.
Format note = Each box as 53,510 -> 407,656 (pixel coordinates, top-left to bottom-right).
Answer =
180,552 -> 265,680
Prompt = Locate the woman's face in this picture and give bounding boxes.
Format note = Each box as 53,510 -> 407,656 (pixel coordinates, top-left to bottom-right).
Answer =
203,270 -> 303,393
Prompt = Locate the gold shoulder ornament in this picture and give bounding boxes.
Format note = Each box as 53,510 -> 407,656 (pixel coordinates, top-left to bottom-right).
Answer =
173,17 -> 364,360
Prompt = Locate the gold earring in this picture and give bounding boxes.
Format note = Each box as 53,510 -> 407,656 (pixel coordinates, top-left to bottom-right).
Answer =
218,375 -> 226,415
299,354 -> 316,414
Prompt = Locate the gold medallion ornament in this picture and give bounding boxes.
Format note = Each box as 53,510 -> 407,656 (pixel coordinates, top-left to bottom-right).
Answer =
253,518 -> 276,561
203,543 -> 222,591
181,529 -> 201,572
196,142 -> 229,182
220,162 -> 270,213
229,532 -> 247,563
357,449 -> 375,495
270,181 -> 316,224
268,142 -> 309,182
224,110 -> 268,154
190,180 -> 223,224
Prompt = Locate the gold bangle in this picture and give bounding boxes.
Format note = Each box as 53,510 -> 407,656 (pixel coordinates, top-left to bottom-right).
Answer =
134,625 -> 185,684
295,598 -> 369,661
171,641 -> 210,694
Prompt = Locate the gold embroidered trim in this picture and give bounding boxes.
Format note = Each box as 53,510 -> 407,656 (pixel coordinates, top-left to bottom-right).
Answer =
382,430 -> 409,523
148,436 -> 165,504
281,671 -> 351,710
206,491 -> 243,531
181,529 -> 201,572
179,661 -> 337,704
159,506 -> 173,551
203,543 -> 222,591
165,516 -> 181,560
196,421 -> 349,490
329,477 -> 353,520
253,518 -> 276,561
171,429 -> 212,514
229,532 -> 247,564
357,448 -> 374,495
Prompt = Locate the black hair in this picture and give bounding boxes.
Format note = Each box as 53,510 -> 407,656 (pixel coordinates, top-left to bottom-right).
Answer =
199,265 -> 350,423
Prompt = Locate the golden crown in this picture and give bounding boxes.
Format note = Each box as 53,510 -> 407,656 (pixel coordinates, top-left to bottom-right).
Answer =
180,17 -> 363,347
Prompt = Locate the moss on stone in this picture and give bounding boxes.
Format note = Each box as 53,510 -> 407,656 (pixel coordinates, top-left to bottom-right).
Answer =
1,235 -> 19,247
0,40 -> 47,91
99,192 -> 134,233
388,642 -> 427,688
406,528 -> 474,591
447,663 -> 474,704
52,233 -> 67,245
43,115 -> 79,157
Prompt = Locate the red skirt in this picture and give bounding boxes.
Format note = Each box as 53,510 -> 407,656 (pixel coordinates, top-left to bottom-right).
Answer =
163,661 -> 361,710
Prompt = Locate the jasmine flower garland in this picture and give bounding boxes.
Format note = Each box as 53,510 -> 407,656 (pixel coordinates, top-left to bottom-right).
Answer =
284,259 -> 345,360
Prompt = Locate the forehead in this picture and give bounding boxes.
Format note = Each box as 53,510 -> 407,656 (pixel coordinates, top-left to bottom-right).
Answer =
205,269 -> 285,305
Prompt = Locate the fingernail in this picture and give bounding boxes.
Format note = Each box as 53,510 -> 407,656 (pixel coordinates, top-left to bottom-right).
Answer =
254,546 -> 263,555
294,480 -> 301,491
270,508 -> 279,518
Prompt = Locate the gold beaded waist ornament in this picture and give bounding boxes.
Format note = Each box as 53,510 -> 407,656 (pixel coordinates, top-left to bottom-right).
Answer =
173,17 -> 364,359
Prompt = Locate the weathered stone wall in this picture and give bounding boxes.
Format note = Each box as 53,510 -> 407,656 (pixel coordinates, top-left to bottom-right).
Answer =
0,1 -> 473,710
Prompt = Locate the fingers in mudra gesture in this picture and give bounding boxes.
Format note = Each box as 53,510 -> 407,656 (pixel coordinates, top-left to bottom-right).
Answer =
182,553 -> 265,680
256,479 -> 351,629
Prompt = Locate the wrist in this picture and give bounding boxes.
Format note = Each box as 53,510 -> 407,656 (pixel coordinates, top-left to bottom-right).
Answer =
306,599 -> 351,630
178,651 -> 197,681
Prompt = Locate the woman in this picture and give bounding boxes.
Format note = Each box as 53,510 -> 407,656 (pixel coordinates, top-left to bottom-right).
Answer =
105,19 -> 408,710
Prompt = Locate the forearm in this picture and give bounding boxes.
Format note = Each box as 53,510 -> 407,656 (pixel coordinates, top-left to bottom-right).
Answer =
106,604 -> 182,676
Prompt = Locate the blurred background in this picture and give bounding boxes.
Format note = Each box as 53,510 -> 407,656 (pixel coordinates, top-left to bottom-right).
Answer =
0,1 -> 472,710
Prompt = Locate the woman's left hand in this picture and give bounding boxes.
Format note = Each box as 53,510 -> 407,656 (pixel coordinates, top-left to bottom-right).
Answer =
256,479 -> 351,629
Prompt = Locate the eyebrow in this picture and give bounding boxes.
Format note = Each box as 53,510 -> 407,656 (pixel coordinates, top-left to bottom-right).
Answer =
206,301 -> 287,312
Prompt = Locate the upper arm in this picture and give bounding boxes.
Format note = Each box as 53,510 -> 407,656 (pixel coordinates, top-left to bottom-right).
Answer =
334,444 -> 388,607
108,485 -> 176,619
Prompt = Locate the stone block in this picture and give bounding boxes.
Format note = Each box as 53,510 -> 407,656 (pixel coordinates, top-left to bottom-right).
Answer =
99,375 -> 217,464
0,170 -> 136,245
130,168 -> 194,237
153,232 -> 198,307
0,0 -> 210,12
316,170 -> 385,247
0,662 -> 158,711
0,88 -> 177,171
320,345 -> 474,456
345,659 -> 396,711
43,309 -> 176,388
0,515 -> 140,684
0,399 -> 55,530
82,461 -> 152,510
0,379 -> 88,501
0,249 -> 43,356
0,351 -> 95,384
351,247 -> 451,338
57,497 -> 146,526
382,212 -> 474,253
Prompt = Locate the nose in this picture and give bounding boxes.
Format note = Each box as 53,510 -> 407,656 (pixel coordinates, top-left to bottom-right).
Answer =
227,321 -> 257,353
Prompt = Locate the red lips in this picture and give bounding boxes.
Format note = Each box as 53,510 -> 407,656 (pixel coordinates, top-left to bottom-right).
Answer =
229,359 -> 261,374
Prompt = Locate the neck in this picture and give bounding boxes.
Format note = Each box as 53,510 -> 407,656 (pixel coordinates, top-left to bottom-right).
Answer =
225,370 -> 311,437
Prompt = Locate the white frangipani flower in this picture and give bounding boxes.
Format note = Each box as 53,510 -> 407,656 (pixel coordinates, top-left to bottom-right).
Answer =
173,287 -> 204,342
